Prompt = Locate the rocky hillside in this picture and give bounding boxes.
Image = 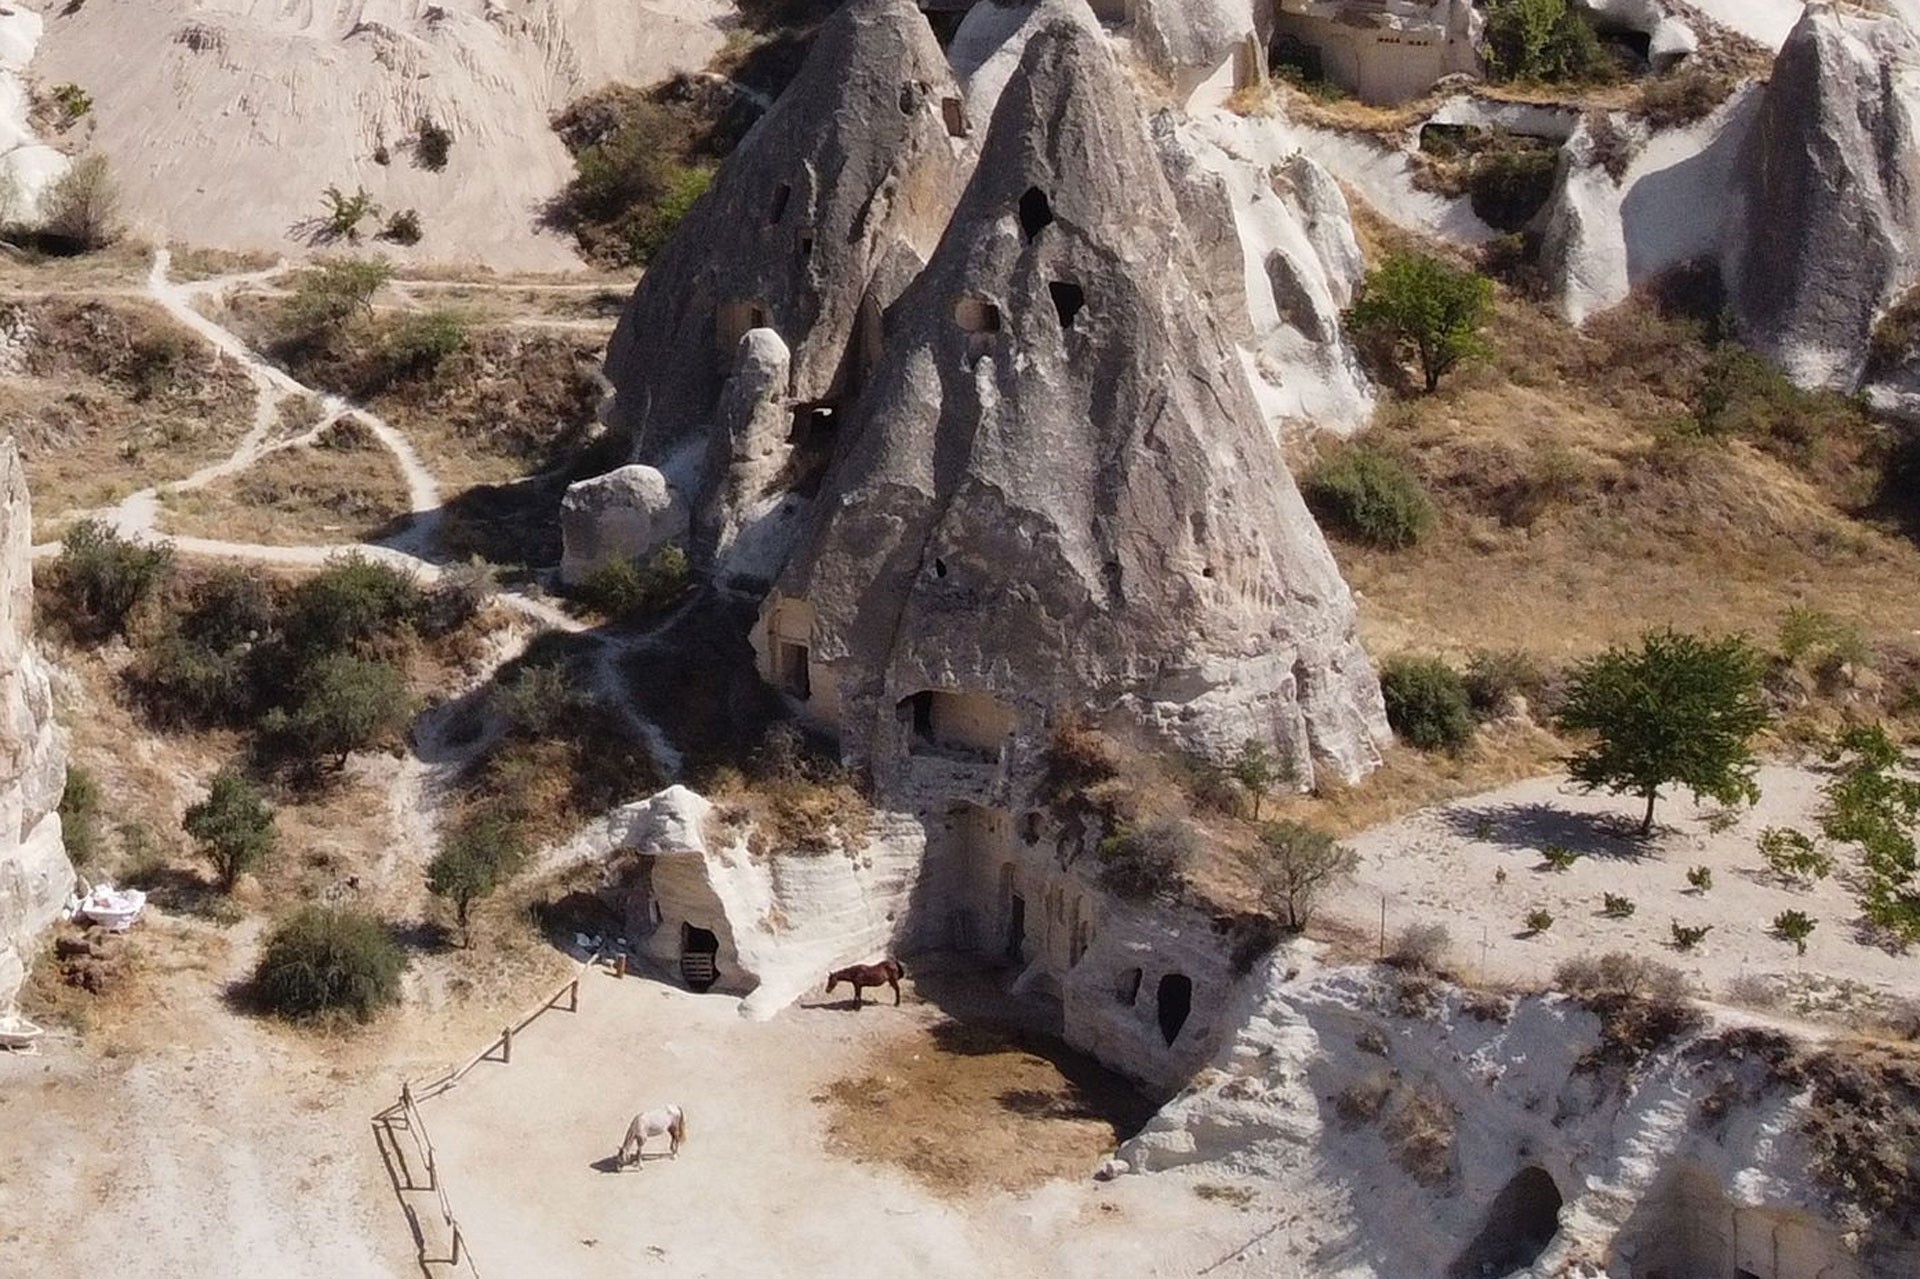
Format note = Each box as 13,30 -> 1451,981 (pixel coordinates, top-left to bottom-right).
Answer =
0,439 -> 68,1010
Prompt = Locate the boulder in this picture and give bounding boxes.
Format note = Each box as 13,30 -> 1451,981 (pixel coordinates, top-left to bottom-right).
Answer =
600,0 -> 973,463
767,16 -> 1388,790
0,439 -> 70,1011
1727,5 -> 1920,390
558,464 -> 688,586
1578,0 -> 1698,72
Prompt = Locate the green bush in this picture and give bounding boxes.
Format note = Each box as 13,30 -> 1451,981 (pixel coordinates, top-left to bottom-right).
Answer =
183,769 -> 278,891
377,208 -> 423,246
281,553 -> 421,657
1524,907 -> 1555,934
1463,648 -> 1548,720
280,258 -> 393,339
1772,909 -> 1816,955
1482,0 -> 1615,84
1096,817 -> 1196,903
47,518 -> 174,639
49,82 -> 92,127
1381,657 -> 1474,752
1819,724 -> 1920,942
549,91 -> 715,267
1303,448 -> 1436,549
1602,892 -> 1635,919
1686,865 -> 1713,893
1758,826 -> 1833,885
578,545 -> 690,621
318,184 -> 381,243
1542,844 -> 1579,872
377,309 -> 465,379
1670,920 -> 1712,952
267,653 -> 410,768
253,906 -> 406,1023
426,810 -> 530,943
1466,146 -> 1561,233
40,153 -> 120,251
493,662 -> 584,738
59,765 -> 102,867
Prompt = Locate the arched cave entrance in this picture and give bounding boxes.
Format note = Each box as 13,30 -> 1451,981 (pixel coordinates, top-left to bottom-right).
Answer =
1018,186 -> 1053,241
680,923 -> 720,993
1156,973 -> 1192,1045
1447,1166 -> 1565,1278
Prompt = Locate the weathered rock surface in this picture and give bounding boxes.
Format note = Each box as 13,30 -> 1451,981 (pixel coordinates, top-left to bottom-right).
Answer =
0,440 -> 70,1010
769,15 -> 1388,788
1580,0 -> 1698,71
1132,0 -> 1261,95
1727,5 -> 1920,389
601,0 -> 973,462
557,464 -> 687,586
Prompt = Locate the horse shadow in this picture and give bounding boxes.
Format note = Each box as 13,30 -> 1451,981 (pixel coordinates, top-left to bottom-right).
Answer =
801,996 -> 887,1013
590,1153 -> 673,1174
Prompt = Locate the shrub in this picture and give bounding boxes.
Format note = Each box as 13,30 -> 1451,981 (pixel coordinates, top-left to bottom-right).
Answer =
1228,738 -> 1290,820
280,258 -> 394,339
183,769 -> 278,891
377,308 -> 465,378
1381,657 -> 1474,752
1773,909 -> 1816,955
424,559 -> 496,635
1383,1089 -> 1457,1186
377,208 -> 423,246
40,154 -> 120,251
1096,817 -> 1196,903
1257,819 -> 1357,929
318,184 -> 381,243
1602,892 -> 1635,919
1303,447 -> 1436,549
414,118 -> 452,171
1463,648 -> 1548,720
1481,0 -> 1615,84
1635,68 -> 1732,130
494,662 -> 583,738
49,82 -> 92,127
1044,717 -> 1123,795
426,810 -> 529,943
1558,629 -> 1768,835
1670,920 -> 1712,952
47,518 -> 174,639
59,765 -> 103,867
1466,145 -> 1560,233
1686,865 -> 1713,893
1554,952 -> 1702,1064
549,91 -> 715,267
1345,252 -> 1494,392
1524,907 -> 1555,934
281,553 -> 421,657
1758,826 -> 1832,886
268,653 -> 410,768
1385,923 -> 1450,973
1541,845 -> 1579,872
1819,724 -> 1920,942
578,545 -> 690,621
253,906 -> 405,1023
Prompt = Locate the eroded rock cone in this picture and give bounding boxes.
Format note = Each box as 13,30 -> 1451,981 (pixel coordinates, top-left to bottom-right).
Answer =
601,0 -> 973,462
1729,4 -> 1920,389
764,16 -> 1387,792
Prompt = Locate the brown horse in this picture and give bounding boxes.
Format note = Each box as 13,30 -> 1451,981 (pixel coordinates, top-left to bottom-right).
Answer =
826,958 -> 903,1007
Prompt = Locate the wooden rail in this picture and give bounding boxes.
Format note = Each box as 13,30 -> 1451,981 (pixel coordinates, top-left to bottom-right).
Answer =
374,951 -> 601,1275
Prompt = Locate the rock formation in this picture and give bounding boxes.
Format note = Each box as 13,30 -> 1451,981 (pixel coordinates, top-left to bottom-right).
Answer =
557,464 -> 688,587
0,440 -> 70,1011
1132,0 -> 1264,97
1727,4 -> 1920,390
763,14 -> 1388,791
601,0 -> 973,460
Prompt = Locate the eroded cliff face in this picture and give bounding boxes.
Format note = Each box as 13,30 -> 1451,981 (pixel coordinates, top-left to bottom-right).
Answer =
770,15 -> 1387,788
0,439 -> 70,1010
1125,959 -> 1920,1279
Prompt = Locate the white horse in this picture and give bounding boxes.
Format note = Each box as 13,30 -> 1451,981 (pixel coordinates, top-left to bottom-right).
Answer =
617,1104 -> 687,1167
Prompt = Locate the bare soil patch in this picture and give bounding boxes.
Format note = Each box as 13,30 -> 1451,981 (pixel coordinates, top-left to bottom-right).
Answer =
159,428 -> 411,545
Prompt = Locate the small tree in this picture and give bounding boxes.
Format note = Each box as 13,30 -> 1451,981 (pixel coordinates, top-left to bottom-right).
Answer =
281,552 -> 420,657
1557,629 -> 1769,835
1229,739 -> 1289,820
1819,724 -> 1920,942
49,518 -> 174,639
1095,817 -> 1196,903
273,654 -> 410,768
183,769 -> 278,891
40,153 -> 120,251
280,258 -> 395,338
1345,252 -> 1493,392
426,811 -> 530,944
1258,819 -> 1357,929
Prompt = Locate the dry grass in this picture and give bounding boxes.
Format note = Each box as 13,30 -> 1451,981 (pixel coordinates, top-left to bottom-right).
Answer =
159,431 -> 411,545
1,296 -> 254,529
1383,1087 -> 1457,1185
818,1019 -> 1153,1197
164,244 -> 280,282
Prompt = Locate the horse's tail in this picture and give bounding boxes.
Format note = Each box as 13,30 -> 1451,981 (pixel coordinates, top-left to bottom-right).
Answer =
886,958 -> 903,980
672,1107 -> 687,1146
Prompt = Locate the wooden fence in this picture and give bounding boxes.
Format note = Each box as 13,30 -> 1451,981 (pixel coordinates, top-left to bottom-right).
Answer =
373,952 -> 600,1276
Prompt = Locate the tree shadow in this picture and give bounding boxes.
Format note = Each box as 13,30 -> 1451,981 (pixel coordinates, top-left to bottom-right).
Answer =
1438,801 -> 1650,860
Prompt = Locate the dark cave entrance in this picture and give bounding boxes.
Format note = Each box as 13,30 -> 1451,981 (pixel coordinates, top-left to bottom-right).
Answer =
1446,1166 -> 1565,1278
1156,973 -> 1192,1045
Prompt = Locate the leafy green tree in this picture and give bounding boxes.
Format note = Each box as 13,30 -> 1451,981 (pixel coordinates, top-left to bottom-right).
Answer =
1345,253 -> 1494,392
426,811 -> 530,944
1258,820 -> 1357,929
280,257 -> 394,337
272,654 -> 410,768
183,769 -> 278,891
1558,630 -> 1769,835
281,553 -> 421,657
41,153 -> 120,250
1818,724 -> 1920,942
1229,739 -> 1289,820
1482,0 -> 1614,83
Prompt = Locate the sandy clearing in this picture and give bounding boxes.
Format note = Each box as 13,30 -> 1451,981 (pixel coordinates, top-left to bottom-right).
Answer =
421,964 -> 1263,1279
1329,763 -> 1915,1016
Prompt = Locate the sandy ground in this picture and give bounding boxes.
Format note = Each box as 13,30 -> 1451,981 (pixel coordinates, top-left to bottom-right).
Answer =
1329,763 -> 1915,1020
421,963 -> 1263,1279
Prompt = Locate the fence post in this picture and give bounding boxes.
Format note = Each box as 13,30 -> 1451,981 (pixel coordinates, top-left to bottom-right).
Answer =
425,1143 -> 436,1191
1378,894 -> 1386,958
452,1224 -> 462,1266
501,1025 -> 512,1064
568,978 -> 580,1012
